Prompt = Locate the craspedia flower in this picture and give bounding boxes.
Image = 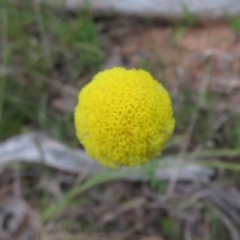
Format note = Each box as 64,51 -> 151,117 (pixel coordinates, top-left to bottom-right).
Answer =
74,67 -> 175,168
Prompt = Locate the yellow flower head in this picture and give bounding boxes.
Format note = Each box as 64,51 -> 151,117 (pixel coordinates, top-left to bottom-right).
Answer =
74,67 -> 175,168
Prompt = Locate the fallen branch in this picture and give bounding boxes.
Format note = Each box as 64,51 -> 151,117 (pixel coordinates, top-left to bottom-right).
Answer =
43,0 -> 240,21
0,132 -> 214,182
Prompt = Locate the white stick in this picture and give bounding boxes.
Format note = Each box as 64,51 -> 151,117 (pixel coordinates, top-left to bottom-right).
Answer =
62,0 -> 240,20
0,132 -> 214,182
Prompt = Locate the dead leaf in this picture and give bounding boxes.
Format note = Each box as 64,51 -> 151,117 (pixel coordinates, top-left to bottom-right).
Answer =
0,197 -> 42,240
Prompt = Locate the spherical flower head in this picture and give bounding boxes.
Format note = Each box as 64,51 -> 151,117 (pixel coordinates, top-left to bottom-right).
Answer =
74,67 -> 175,168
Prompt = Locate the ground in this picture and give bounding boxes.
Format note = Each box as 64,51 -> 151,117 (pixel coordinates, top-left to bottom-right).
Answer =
0,1 -> 240,240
